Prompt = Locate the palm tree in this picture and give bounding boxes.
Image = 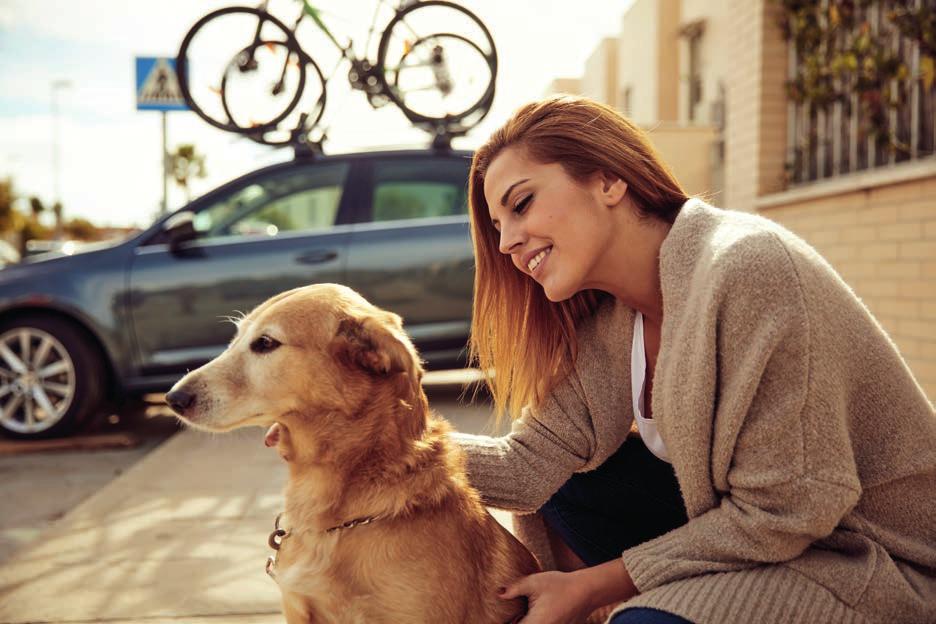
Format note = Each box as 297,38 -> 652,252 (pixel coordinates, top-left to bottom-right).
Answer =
168,144 -> 208,203
29,196 -> 45,219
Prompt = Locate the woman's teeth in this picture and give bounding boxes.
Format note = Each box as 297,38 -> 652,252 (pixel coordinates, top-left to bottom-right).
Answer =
528,247 -> 551,272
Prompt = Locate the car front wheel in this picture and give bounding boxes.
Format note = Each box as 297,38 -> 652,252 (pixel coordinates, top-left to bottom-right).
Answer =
0,315 -> 104,439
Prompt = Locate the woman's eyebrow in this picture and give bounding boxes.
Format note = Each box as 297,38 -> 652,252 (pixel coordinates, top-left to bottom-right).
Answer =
500,178 -> 530,207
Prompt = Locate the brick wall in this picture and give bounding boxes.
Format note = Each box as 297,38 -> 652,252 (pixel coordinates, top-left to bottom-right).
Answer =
724,0 -> 788,211
724,0 -> 760,211
759,178 -> 936,401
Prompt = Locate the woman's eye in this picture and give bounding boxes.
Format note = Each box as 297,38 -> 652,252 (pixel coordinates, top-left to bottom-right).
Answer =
513,194 -> 533,214
250,335 -> 281,354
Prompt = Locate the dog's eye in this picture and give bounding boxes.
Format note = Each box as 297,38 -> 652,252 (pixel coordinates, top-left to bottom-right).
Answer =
250,335 -> 281,354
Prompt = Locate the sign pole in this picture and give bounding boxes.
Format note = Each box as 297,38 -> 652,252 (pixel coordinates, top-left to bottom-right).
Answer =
162,111 -> 168,216
135,56 -> 188,220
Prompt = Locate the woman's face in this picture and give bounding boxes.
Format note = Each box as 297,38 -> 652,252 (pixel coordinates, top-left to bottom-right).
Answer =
483,145 -> 625,302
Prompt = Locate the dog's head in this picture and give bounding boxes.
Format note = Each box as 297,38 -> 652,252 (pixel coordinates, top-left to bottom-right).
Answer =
165,283 -> 426,464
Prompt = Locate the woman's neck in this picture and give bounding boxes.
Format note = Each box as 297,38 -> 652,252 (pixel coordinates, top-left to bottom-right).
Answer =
590,206 -> 670,325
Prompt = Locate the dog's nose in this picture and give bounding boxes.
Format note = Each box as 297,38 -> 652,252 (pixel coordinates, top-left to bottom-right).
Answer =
166,388 -> 196,415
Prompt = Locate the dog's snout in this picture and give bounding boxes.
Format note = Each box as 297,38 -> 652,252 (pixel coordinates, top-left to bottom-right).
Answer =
166,388 -> 196,415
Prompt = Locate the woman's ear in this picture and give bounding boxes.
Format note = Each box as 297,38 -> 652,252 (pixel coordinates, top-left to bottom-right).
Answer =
596,171 -> 628,207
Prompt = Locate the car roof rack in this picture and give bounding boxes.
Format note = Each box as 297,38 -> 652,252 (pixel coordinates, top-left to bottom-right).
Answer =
292,132 -> 327,160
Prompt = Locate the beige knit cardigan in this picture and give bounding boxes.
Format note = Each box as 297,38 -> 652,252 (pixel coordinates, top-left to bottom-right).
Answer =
450,199 -> 936,624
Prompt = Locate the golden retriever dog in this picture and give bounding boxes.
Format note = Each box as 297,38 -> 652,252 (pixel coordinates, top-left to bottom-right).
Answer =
165,283 -> 539,623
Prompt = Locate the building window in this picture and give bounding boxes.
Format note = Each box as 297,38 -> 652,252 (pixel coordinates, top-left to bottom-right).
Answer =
619,86 -> 632,117
679,19 -> 706,123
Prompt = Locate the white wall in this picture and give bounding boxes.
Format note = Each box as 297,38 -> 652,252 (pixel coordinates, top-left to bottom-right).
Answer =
582,38 -> 619,107
617,0 -> 660,123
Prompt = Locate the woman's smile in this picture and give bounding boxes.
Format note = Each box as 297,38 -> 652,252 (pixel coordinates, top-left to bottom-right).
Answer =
523,245 -> 553,276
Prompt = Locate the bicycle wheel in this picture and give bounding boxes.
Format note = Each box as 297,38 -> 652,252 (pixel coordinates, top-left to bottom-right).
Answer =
177,6 -> 307,134
242,52 -> 329,148
376,1 -> 497,127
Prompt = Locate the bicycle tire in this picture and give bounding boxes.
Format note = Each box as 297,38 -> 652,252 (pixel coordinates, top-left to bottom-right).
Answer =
376,0 -> 497,127
177,6 -> 307,134
219,39 -> 317,133
389,32 -> 490,116
243,54 -> 329,148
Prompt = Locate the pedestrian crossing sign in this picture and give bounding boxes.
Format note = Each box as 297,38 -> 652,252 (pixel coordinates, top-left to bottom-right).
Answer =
135,57 -> 188,111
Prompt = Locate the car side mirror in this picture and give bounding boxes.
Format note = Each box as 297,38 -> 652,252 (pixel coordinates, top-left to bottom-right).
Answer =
162,210 -> 198,251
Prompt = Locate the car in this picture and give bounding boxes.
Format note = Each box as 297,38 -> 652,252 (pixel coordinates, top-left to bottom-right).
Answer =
0,148 -> 475,438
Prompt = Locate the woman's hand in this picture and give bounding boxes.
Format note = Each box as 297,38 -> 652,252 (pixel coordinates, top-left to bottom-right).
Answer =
500,559 -> 639,624
499,570 -> 596,624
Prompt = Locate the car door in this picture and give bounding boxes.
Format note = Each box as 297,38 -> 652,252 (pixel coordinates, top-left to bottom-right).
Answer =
127,159 -> 355,379
343,155 -> 474,369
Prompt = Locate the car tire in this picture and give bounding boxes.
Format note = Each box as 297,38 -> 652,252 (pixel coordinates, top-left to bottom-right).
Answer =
0,315 -> 105,439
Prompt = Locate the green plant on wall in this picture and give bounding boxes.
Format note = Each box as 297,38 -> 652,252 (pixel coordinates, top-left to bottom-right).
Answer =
778,0 -> 936,169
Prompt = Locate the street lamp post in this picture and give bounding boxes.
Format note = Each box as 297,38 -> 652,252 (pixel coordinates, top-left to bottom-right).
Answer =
51,79 -> 72,239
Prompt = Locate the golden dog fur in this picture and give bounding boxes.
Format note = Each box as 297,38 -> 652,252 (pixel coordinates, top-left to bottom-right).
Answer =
166,283 -> 540,623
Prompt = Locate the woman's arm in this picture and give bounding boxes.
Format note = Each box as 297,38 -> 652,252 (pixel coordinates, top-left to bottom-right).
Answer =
575,558 -> 638,609
450,300 -> 635,513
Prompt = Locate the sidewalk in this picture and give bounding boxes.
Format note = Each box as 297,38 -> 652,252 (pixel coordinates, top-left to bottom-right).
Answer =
0,428 -> 288,623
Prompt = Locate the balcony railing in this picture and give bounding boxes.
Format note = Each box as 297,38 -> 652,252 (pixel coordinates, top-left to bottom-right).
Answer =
785,0 -> 936,186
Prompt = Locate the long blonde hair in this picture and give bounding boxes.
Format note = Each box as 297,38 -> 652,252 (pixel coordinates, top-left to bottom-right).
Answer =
468,95 -> 688,425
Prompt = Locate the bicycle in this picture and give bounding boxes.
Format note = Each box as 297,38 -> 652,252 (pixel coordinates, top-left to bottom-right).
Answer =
176,0 -> 498,148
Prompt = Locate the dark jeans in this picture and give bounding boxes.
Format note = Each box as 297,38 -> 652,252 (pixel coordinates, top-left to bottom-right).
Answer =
539,435 -> 693,624
609,608 -> 694,624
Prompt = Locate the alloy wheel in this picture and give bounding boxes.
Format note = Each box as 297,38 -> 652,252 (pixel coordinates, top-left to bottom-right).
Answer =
0,328 -> 76,434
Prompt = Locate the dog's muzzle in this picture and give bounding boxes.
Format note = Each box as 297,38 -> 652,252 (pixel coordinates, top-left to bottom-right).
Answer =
165,387 -> 197,415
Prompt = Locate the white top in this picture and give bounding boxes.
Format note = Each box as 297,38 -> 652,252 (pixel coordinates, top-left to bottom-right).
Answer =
632,311 -> 671,463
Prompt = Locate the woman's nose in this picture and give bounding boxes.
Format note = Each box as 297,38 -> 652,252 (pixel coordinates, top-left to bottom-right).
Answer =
498,223 -> 524,255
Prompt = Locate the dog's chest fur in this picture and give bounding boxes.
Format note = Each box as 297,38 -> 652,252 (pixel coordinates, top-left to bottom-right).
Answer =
272,532 -> 352,621
273,530 -> 339,592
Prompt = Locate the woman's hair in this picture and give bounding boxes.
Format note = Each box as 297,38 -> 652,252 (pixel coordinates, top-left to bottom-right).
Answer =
467,94 -> 689,425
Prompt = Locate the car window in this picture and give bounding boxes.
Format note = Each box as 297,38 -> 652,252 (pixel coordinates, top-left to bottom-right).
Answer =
371,159 -> 469,223
192,162 -> 349,239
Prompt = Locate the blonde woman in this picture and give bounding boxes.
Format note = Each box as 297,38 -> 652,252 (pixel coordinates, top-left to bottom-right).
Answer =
450,95 -> 936,624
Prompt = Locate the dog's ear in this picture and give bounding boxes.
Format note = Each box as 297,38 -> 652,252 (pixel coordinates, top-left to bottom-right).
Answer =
332,312 -> 422,380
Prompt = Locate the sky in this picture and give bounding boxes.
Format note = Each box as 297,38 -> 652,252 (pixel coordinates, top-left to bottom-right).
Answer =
0,0 -> 634,229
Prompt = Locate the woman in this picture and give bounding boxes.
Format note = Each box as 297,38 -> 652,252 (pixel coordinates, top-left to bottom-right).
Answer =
449,95 -> 936,624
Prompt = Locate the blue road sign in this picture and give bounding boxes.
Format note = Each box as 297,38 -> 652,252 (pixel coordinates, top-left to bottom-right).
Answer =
135,57 -> 188,111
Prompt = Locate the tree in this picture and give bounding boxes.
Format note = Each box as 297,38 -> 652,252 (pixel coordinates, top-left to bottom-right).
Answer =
52,201 -> 63,236
168,143 -> 208,203
0,178 -> 14,233
29,196 -> 45,219
63,217 -> 97,241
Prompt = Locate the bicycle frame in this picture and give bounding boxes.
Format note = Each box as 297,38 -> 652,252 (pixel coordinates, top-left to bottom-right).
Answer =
292,0 -> 405,67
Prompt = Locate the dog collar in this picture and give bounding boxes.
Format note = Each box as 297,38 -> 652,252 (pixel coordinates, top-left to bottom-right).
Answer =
265,511 -> 384,577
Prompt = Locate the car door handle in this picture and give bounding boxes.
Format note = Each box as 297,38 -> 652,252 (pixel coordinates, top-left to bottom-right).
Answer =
296,249 -> 338,264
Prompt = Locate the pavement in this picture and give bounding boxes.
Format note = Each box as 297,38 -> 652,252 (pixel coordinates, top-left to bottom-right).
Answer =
0,407 -> 179,564
0,376 -> 510,624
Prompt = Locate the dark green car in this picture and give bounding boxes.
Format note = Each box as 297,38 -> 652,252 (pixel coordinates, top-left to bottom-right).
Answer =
0,149 -> 475,438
